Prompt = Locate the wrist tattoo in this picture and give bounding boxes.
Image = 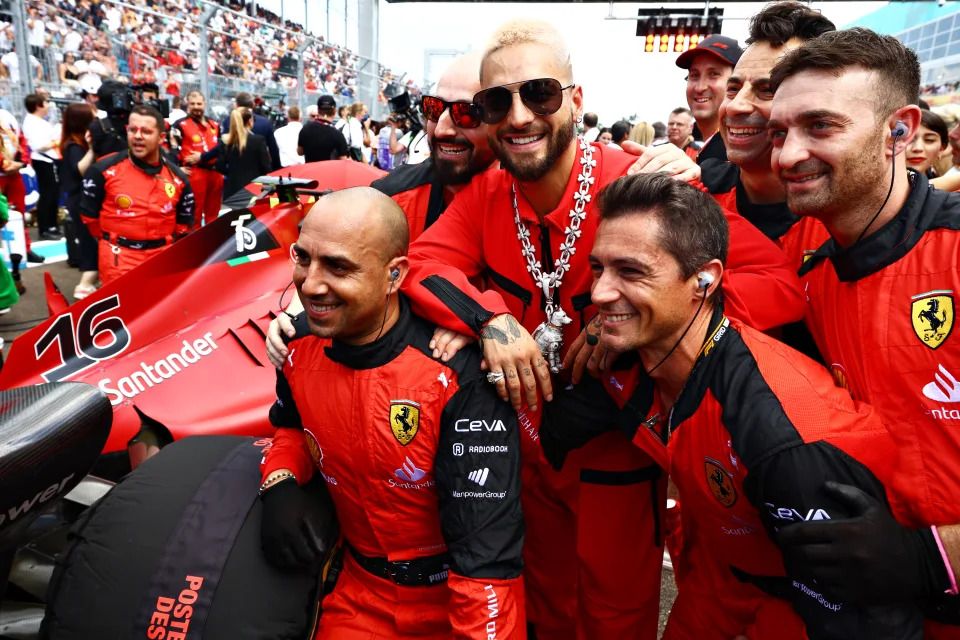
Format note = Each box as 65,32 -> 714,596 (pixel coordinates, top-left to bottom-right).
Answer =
481,324 -> 510,345
506,315 -> 523,339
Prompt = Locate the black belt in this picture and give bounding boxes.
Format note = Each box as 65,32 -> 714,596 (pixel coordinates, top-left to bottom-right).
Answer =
347,544 -> 450,587
103,233 -> 169,250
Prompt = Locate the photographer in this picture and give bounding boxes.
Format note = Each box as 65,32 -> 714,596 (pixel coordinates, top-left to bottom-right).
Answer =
386,90 -> 429,165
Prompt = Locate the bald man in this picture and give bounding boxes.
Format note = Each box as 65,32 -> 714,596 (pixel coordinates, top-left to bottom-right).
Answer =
260,187 -> 525,640
372,51 -> 496,242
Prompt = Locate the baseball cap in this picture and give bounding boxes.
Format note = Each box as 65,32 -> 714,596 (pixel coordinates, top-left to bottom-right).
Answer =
676,35 -> 743,69
316,95 -> 336,110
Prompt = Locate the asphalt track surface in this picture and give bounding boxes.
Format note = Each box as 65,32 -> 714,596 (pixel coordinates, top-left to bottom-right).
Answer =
2,228 -> 680,635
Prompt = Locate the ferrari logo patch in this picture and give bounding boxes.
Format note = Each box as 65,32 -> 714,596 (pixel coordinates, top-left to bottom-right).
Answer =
304,429 -> 324,467
164,182 -> 176,199
705,457 -> 737,507
912,290 -> 954,349
390,400 -> 420,446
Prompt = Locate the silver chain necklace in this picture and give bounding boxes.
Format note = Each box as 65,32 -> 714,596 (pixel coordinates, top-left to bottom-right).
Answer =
512,137 -> 596,372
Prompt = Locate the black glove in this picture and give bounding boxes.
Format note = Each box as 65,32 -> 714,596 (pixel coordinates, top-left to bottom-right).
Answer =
777,481 -> 950,604
260,479 -> 329,573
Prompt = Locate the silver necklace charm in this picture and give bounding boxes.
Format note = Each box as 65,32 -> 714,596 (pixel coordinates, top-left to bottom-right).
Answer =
513,138 -> 596,372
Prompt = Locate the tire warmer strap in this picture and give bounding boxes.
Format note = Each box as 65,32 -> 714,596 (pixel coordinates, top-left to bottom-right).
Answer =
131,439 -> 264,639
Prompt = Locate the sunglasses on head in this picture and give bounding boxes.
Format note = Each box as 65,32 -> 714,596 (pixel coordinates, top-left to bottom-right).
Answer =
472,78 -> 574,125
421,95 -> 483,129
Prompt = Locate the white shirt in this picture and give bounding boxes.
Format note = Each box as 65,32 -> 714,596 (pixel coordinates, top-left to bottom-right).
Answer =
75,58 -> 107,94
22,113 -> 56,164
345,117 -> 364,151
1,52 -> 40,84
63,30 -> 82,52
28,20 -> 45,47
166,108 -> 187,124
583,127 -> 599,143
398,130 -> 429,165
274,121 -> 304,167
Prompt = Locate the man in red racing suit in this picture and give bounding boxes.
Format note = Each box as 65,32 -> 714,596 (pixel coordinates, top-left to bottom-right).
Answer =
260,187 -> 524,639
768,31 -> 960,638
171,91 -> 223,226
79,106 -> 193,285
538,172 -> 929,639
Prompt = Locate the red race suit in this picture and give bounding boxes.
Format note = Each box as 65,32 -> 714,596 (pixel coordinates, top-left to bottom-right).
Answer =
700,157 -> 830,269
79,151 -> 193,285
401,139 -> 806,639
172,116 -> 223,225
799,171 -> 960,636
263,300 -> 525,640
371,158 -> 450,243
540,307 -> 925,639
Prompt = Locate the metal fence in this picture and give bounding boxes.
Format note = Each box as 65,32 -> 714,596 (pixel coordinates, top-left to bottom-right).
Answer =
0,0 -> 399,119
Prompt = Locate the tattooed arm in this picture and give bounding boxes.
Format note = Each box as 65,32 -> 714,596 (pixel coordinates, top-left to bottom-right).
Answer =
479,314 -> 553,413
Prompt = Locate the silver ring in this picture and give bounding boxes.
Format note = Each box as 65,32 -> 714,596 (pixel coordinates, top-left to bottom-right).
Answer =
486,372 -> 505,384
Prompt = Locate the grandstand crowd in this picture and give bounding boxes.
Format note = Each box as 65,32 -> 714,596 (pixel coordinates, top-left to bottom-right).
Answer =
0,0 -> 416,103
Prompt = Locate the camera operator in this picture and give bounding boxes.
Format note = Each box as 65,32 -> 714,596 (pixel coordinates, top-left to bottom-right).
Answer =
88,80 -> 135,159
386,91 -> 429,165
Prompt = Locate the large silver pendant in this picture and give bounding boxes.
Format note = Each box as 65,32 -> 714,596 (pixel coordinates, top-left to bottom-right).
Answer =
532,309 -> 572,373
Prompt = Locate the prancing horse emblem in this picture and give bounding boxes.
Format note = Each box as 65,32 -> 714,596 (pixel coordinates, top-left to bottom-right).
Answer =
911,291 -> 954,350
389,400 -> 421,446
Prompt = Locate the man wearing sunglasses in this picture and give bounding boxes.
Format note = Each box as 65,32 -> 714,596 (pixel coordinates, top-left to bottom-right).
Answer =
371,52 -> 496,243
394,19 -> 805,640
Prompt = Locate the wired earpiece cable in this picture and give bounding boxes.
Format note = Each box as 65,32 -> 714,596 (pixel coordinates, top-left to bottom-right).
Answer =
854,124 -> 906,247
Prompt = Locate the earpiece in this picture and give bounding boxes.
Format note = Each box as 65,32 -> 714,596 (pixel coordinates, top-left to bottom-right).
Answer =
892,120 -> 908,139
390,268 -> 400,281
697,271 -> 714,290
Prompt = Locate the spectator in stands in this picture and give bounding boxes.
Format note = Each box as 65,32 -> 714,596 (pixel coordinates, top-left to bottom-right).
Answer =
59,51 -> 80,88
0,49 -> 43,84
22,94 -> 60,240
652,120 -> 667,143
667,106 -> 700,158
297,95 -> 348,163
76,49 -> 108,95
629,121 -> 655,146
582,111 -> 599,142
597,128 -> 613,145
343,102 -> 371,162
275,105 -> 304,167
906,109 -> 949,177
217,107 -> 270,201
609,120 -> 632,149
59,103 -> 99,300
62,26 -> 83,54
222,91 -> 281,171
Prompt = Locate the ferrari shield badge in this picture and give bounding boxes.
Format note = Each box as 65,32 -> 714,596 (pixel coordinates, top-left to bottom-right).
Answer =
164,182 -> 176,199
304,429 -> 324,467
705,457 -> 737,507
390,400 -> 420,446
912,290 -> 954,349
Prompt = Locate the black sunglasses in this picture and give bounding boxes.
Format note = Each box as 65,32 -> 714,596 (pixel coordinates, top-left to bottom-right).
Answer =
421,95 -> 483,129
472,78 -> 574,125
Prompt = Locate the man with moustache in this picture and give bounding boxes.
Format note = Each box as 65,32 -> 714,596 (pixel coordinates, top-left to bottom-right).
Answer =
701,1 -> 834,268
371,52 -> 495,243
80,105 -> 193,284
675,34 -> 742,164
171,91 -> 223,226
392,19 -> 805,639
767,29 -> 960,637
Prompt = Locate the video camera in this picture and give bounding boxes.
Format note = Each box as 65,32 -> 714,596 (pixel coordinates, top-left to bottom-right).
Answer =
385,83 -> 423,138
253,94 -> 287,129
96,80 -> 169,120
